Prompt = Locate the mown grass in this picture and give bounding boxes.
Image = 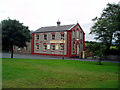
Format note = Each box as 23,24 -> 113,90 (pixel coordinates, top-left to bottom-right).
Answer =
2,58 -> 119,88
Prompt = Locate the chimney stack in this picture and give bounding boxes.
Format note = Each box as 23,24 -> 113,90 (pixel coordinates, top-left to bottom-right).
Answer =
57,19 -> 61,26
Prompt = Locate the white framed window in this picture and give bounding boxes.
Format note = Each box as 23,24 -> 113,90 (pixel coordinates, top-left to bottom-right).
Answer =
80,33 -> 83,39
61,33 -> 64,40
72,31 -> 75,38
52,34 -> 55,40
36,35 -> 39,40
77,30 -> 79,38
60,44 -> 64,51
43,45 -> 47,50
36,45 -> 39,50
51,45 -> 55,50
73,43 -> 75,51
44,34 -> 47,40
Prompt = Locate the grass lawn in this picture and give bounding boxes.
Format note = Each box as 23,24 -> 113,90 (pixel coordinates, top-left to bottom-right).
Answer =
2,58 -> 119,88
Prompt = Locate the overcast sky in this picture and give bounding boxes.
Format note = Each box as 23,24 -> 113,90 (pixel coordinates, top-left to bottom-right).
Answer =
0,0 -> 119,41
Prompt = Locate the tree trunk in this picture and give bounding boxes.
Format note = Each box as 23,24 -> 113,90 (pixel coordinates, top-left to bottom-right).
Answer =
11,45 -> 13,58
105,42 -> 111,55
99,56 -> 102,65
98,55 -> 103,65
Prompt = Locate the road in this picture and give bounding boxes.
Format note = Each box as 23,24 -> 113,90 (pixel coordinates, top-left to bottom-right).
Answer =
2,52 -> 120,63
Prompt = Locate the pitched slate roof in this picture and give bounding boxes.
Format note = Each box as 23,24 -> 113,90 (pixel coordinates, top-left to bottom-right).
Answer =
34,24 -> 76,33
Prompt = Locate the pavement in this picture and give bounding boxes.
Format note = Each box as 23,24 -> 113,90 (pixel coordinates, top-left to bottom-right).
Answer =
2,52 -> 120,63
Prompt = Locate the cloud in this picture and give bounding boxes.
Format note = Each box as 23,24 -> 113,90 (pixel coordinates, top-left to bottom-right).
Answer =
0,0 -> 119,41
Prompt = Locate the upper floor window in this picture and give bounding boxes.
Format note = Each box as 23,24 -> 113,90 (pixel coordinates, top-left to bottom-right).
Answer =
72,31 -> 75,38
36,35 -> 39,40
80,33 -> 83,39
61,33 -> 64,40
52,34 -> 55,40
77,30 -> 79,38
44,34 -> 47,40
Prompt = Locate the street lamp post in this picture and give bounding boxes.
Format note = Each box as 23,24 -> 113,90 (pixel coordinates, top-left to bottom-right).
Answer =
62,37 -> 64,60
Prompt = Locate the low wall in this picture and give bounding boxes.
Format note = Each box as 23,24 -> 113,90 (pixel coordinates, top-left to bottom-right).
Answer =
103,55 -> 120,61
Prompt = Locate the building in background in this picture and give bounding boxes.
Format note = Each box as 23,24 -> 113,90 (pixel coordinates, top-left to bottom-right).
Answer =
13,42 -> 31,54
31,20 -> 85,58
13,31 -> 33,54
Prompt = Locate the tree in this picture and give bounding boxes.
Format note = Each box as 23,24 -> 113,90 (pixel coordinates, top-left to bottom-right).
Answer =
85,41 -> 105,56
90,3 -> 120,55
2,18 -> 31,58
85,41 -> 106,65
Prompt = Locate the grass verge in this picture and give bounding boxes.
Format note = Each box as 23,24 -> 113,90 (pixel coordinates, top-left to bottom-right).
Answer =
2,58 -> 118,88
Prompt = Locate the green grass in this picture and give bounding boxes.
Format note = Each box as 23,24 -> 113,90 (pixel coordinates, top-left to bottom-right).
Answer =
2,58 -> 119,88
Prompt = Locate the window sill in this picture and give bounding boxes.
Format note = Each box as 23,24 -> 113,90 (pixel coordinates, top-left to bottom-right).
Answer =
51,50 -> 55,52
43,50 -> 47,52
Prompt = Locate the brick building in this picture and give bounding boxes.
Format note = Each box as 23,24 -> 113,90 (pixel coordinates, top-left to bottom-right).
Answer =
13,42 -> 31,54
31,21 -> 85,58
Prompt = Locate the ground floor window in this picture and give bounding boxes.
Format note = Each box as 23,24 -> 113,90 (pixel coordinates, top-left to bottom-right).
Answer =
43,45 -> 47,50
24,46 -> 28,50
73,43 -> 75,53
36,45 -> 39,50
60,44 -> 64,51
51,45 -> 55,50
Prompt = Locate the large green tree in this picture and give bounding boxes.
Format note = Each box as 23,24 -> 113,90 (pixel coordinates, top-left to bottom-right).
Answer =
2,18 -> 31,58
90,3 -> 120,54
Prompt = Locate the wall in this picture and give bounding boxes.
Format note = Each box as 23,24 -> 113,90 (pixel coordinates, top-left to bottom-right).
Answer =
33,31 -> 67,55
71,24 -> 84,55
103,55 -> 120,61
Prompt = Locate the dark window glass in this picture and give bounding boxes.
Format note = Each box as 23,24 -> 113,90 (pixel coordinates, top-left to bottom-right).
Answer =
52,34 -> 55,40
44,34 -> 47,40
61,34 -> 64,39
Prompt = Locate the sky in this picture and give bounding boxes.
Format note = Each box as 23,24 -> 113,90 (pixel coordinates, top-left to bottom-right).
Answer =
0,0 -> 119,41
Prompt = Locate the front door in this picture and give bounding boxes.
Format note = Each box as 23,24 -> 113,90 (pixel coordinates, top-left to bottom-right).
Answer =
77,44 -> 79,55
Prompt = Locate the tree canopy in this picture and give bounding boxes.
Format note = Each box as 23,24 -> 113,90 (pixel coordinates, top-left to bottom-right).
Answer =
2,18 -> 31,58
90,3 -> 120,54
85,41 -> 106,57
